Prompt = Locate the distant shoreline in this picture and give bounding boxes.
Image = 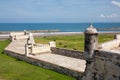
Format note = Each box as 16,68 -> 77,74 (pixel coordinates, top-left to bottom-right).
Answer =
97,27 -> 120,31
0,31 -> 120,40
0,29 -> 61,34
0,23 -> 120,32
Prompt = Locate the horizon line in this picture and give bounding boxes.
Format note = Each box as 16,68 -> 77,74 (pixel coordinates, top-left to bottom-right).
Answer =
0,22 -> 120,24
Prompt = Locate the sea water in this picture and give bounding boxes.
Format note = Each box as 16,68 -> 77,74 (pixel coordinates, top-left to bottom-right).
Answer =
0,23 -> 120,32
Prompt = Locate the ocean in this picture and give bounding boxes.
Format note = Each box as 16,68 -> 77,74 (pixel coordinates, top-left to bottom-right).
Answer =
0,23 -> 120,32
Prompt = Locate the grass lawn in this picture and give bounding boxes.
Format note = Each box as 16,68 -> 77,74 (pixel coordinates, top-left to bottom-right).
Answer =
35,34 -> 114,51
0,40 -> 75,80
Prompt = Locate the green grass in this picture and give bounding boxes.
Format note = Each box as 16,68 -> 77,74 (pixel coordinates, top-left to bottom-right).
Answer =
0,40 -> 75,80
35,34 -> 114,51
35,35 -> 84,51
98,34 -> 114,43
0,40 -> 10,53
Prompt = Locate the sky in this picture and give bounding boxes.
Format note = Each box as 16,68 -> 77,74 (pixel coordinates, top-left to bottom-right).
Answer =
0,0 -> 120,23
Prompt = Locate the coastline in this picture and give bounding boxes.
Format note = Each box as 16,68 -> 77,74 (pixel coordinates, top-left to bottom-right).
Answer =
0,31 -> 120,40
0,29 -> 60,34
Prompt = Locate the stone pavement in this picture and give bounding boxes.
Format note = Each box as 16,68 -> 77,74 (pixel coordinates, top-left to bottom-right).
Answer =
5,39 -> 27,54
5,36 -> 86,73
29,54 -> 86,72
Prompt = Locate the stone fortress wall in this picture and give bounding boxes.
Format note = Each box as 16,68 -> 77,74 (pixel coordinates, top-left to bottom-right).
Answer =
5,31 -> 84,79
4,50 -> 83,79
4,25 -> 120,80
82,25 -> 120,80
51,47 -> 84,59
83,50 -> 120,80
99,35 -> 120,50
10,31 -> 56,55
50,25 -> 120,80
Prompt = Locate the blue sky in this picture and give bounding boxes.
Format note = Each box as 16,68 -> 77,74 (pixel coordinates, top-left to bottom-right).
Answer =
0,0 -> 120,23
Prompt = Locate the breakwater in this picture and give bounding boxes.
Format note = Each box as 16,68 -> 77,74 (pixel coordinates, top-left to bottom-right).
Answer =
0,29 -> 60,34
97,27 -> 120,31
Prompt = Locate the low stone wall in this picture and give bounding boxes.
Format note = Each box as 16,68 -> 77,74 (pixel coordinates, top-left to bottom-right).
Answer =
31,44 -> 50,54
10,32 -> 25,36
51,47 -> 84,60
99,39 -> 120,50
16,35 -> 29,40
4,50 -> 83,79
82,50 -> 120,80
114,34 -> 120,39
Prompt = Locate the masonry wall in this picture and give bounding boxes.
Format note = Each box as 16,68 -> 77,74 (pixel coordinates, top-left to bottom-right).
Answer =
31,44 -> 50,54
15,35 -> 28,40
99,39 -> 120,50
82,50 -> 120,80
4,50 -> 83,79
10,32 -> 25,36
51,47 -> 84,60
4,45 -> 120,80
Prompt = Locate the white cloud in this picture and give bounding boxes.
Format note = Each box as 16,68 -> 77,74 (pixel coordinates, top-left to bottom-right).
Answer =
100,14 -> 106,18
100,13 -> 119,18
112,1 -> 120,7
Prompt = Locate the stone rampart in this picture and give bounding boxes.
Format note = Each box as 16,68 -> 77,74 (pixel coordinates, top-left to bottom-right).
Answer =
4,30 -> 120,80
51,47 -> 84,59
99,34 -> 120,50
99,39 -> 120,50
15,35 -> 29,40
82,25 -> 120,80
10,32 -> 28,41
10,32 -> 25,36
4,50 -> 83,79
82,50 -> 120,80
114,34 -> 120,39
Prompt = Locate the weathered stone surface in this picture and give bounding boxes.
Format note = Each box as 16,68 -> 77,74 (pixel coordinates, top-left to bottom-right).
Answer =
99,39 -> 120,50
4,32 -> 86,79
51,47 -> 84,59
84,24 -> 98,61
4,31 -> 120,80
4,50 -> 86,79
85,24 -> 97,33
83,50 -> 120,80
95,50 -> 120,61
83,27 -> 120,80
114,34 -> 120,39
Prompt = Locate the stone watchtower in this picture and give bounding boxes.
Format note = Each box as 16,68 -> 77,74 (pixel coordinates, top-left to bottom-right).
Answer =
84,24 -> 98,62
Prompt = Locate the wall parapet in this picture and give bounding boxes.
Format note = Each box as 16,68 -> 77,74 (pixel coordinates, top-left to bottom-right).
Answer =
99,39 -> 120,50
4,50 -> 83,79
82,49 -> 120,80
51,47 -> 84,60
94,50 -> 120,61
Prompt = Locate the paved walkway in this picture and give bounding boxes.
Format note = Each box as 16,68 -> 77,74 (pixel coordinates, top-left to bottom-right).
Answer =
5,37 -> 86,73
5,39 -> 27,54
